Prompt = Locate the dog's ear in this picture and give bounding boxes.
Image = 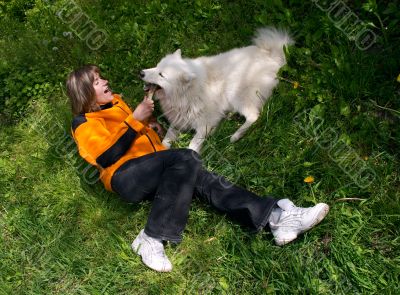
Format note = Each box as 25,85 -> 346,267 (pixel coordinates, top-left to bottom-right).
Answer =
173,49 -> 182,58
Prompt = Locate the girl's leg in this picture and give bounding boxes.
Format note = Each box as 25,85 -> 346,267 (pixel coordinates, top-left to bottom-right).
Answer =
112,148 -> 201,272
193,168 -> 329,245
144,149 -> 201,242
194,168 -> 278,232
111,148 -> 201,242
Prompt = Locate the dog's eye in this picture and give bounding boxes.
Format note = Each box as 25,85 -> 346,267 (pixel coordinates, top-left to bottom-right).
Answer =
159,72 -> 164,78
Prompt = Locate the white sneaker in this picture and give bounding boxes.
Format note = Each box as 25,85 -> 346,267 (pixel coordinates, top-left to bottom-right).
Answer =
131,229 -> 173,272
269,199 -> 329,246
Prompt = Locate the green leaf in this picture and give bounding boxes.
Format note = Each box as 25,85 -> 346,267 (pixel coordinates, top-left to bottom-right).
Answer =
219,277 -> 229,291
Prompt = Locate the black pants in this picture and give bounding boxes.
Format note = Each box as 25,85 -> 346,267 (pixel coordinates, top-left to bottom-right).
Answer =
111,149 -> 277,242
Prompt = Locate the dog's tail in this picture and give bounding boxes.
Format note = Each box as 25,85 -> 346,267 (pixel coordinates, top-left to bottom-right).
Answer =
253,27 -> 294,61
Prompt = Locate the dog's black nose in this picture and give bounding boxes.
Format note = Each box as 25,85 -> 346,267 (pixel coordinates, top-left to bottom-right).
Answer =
139,70 -> 145,79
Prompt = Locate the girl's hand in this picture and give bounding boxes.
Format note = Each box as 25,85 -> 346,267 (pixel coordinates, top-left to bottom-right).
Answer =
148,121 -> 165,138
133,95 -> 154,122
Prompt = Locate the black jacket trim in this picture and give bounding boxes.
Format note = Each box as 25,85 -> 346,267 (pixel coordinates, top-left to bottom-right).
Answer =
96,124 -> 137,168
72,114 -> 87,132
100,102 -> 113,110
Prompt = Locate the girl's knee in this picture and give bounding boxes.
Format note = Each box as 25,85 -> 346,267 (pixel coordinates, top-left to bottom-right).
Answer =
181,148 -> 202,167
186,149 -> 202,166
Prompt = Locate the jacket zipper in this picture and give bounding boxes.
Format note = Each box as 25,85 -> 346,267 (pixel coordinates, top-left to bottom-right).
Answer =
117,105 -> 129,115
145,134 -> 157,152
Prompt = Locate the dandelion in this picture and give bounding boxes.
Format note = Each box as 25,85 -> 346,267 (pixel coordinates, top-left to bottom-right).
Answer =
397,74 -> 400,83
52,47 -> 59,51
293,81 -> 299,89
52,37 -> 59,43
304,176 -> 314,184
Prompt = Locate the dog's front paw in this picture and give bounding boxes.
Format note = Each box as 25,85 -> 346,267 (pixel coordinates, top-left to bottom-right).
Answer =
162,139 -> 172,149
230,133 -> 241,143
188,143 -> 201,154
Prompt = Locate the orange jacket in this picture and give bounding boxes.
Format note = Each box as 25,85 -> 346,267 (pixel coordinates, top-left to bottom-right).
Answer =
71,94 -> 166,191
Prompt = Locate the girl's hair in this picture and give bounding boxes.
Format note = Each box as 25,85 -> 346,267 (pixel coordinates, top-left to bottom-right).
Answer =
66,64 -> 101,115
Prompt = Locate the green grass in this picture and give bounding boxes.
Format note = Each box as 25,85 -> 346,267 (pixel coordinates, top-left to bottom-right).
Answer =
1,0 -> 400,294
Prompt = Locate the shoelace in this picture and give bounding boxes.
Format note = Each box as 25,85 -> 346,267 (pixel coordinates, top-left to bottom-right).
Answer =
144,235 -> 167,257
274,209 -> 308,227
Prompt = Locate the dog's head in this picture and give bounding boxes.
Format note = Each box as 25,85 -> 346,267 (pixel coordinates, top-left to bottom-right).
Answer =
140,49 -> 196,99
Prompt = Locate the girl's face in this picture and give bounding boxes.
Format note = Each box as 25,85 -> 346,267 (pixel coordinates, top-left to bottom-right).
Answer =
93,72 -> 113,105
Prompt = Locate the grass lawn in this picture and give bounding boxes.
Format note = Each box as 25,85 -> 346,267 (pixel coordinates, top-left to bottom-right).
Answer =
1,0 -> 399,294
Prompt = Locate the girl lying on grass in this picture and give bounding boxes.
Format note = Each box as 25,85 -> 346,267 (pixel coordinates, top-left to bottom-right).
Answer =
66,64 -> 329,272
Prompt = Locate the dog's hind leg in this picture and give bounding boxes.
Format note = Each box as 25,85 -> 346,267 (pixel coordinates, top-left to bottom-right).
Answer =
162,126 -> 180,149
230,108 -> 260,143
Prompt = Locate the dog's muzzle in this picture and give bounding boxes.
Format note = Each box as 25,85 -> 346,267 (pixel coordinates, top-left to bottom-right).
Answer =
143,83 -> 161,92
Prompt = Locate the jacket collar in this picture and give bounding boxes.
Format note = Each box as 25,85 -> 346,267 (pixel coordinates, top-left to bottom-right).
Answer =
99,102 -> 113,110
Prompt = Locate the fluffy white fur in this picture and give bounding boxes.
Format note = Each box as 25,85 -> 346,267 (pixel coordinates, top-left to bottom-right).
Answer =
141,27 -> 293,153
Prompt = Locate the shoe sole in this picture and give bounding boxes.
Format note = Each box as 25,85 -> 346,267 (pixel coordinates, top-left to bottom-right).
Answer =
275,203 -> 330,246
131,232 -> 143,254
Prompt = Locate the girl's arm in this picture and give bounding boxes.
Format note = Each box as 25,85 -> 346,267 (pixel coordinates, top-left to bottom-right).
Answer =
72,115 -> 145,169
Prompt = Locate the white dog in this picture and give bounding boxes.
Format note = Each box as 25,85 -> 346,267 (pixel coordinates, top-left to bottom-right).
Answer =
140,27 -> 293,153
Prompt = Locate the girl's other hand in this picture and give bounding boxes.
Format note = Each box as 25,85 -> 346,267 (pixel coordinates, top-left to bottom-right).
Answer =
148,121 -> 165,138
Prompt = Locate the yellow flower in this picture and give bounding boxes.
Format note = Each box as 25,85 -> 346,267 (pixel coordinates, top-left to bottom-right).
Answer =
397,74 -> 400,83
363,156 -> 369,161
293,81 -> 299,89
304,176 -> 315,184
